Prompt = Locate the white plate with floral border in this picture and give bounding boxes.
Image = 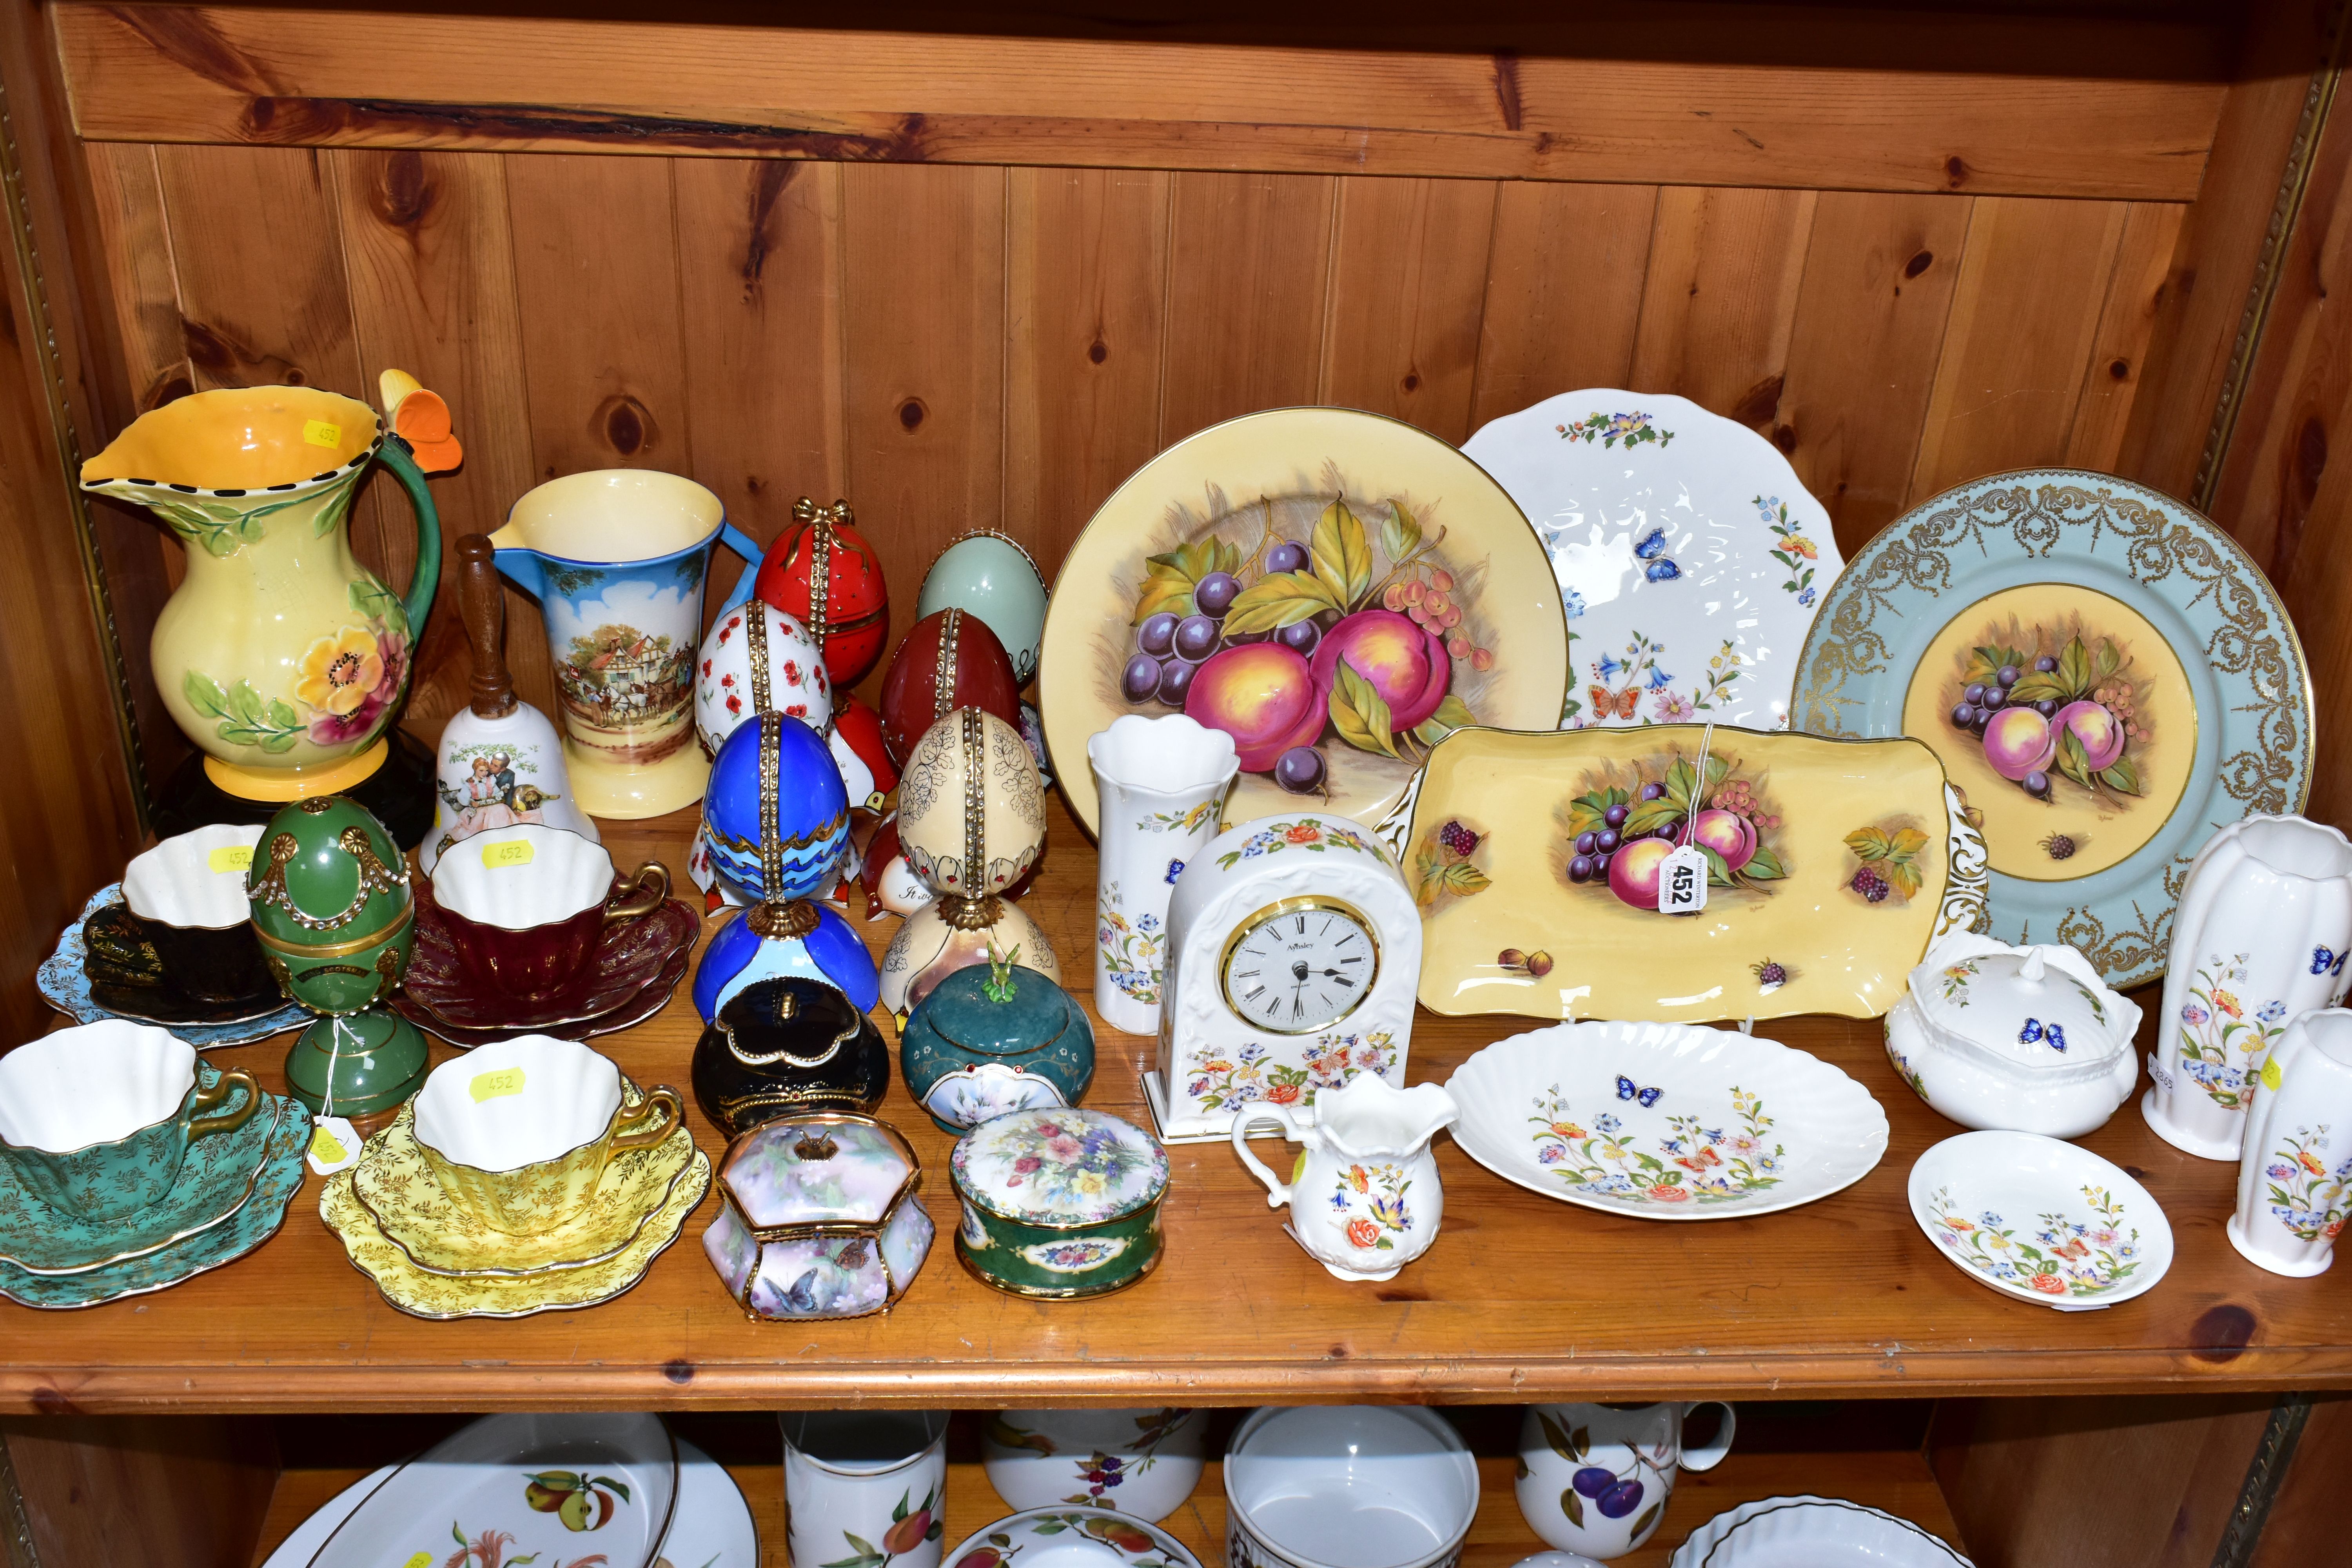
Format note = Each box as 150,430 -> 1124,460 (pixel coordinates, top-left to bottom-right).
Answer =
1907,1130 -> 2172,1310
1461,389 -> 1841,732
1444,1021 -> 1887,1220
943,1505 -> 1203,1568
1670,1495 -> 1971,1566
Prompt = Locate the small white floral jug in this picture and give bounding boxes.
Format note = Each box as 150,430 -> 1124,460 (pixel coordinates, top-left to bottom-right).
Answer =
2230,1007 -> 2352,1276
1230,1073 -> 1457,1281
2146,815 -> 2352,1160
1087,715 -> 1237,1036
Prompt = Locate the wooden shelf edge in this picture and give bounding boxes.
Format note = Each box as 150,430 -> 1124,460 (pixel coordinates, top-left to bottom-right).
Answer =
12,1350 -> 2348,1415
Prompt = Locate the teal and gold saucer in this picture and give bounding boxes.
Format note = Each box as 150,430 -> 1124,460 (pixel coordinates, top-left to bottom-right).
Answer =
0,1069 -> 285,1274
0,1083 -> 309,1309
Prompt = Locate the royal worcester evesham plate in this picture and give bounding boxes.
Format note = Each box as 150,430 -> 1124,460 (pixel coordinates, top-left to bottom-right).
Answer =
265,1434 -> 755,1568
1671,1496 -> 1972,1567
1462,389 -> 1842,732
0,1089 -> 308,1309
1446,1021 -> 1887,1220
1039,406 -> 1566,838
1907,1130 -> 2172,1310
1403,724 -> 1984,1023
39,884 -> 306,1045
1792,469 -> 2311,988
303,1413 -> 680,1568
944,1506 -> 1204,1568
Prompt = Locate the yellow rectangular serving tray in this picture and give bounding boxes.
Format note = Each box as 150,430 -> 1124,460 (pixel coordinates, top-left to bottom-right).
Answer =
1401,724 -> 1986,1023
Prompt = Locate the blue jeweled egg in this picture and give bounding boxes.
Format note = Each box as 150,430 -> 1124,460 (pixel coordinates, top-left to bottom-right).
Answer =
702,713 -> 850,903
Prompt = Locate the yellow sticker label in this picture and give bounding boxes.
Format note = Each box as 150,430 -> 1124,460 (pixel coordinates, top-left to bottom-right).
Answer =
2262,1056 -> 2285,1092
403,1554 -> 434,1568
309,1125 -> 348,1164
302,419 -> 343,448
470,1067 -> 525,1103
481,839 -> 535,869
207,843 -> 254,874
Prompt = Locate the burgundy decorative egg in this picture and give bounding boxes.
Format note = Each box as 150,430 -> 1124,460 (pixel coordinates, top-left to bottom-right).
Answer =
878,608 -> 1022,767
753,499 -> 890,688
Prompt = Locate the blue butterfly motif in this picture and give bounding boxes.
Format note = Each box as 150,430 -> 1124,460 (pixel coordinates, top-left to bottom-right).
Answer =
2018,1018 -> 2067,1052
2314,946 -> 2343,977
1165,859 -> 1186,884
1615,1074 -> 1664,1108
1634,525 -> 1682,582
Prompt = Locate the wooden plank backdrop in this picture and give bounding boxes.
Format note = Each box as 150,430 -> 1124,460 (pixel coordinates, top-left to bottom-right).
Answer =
51,138 -> 2247,744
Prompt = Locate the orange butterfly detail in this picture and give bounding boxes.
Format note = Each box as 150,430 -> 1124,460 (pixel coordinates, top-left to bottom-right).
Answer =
1589,686 -> 1640,719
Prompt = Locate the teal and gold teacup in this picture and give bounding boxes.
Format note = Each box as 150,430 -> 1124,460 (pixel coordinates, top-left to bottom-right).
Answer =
410,1034 -> 682,1235
0,1021 -> 260,1221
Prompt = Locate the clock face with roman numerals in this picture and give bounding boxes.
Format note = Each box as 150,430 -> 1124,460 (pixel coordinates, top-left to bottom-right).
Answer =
1219,897 -> 1380,1035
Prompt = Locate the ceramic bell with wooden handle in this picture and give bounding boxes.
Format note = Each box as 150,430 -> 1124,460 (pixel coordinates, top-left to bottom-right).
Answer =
420,535 -> 603,875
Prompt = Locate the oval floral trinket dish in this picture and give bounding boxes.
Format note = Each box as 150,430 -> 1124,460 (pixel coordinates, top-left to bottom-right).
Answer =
951,1107 -> 1169,1299
1907,1130 -> 2172,1310
1446,1020 -> 1887,1220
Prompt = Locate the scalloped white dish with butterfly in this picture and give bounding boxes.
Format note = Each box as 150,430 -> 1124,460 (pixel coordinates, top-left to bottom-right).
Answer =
1445,1020 -> 1888,1220
1462,389 -> 1842,732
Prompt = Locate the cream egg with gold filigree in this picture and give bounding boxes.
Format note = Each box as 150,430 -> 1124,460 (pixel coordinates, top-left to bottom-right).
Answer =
895,707 -> 1045,900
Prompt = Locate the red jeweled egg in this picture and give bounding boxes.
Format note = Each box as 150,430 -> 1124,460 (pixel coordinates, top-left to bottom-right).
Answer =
832,694 -> 896,810
877,608 -> 1022,767
753,501 -> 890,688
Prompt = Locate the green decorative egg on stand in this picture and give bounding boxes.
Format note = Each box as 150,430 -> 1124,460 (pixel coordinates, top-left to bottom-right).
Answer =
247,795 -> 426,1116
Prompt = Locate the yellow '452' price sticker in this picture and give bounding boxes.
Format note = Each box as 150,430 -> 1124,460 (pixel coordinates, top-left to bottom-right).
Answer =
471,1067 -> 525,1103
403,1553 -> 434,1568
2262,1056 -> 2285,1092
482,839 -> 534,869
302,419 -> 343,448
207,843 -> 254,874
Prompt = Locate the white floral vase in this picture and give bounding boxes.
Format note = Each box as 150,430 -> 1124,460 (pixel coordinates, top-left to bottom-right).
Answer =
2230,1008 -> 2352,1276
1086,715 -> 1238,1036
2145,815 -> 2352,1160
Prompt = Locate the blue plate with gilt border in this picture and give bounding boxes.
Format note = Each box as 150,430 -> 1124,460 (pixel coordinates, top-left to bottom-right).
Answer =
1793,470 -> 2310,986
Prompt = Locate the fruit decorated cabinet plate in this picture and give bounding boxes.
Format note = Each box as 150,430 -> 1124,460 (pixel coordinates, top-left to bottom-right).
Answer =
1907,1130 -> 2172,1310
301,1412 -> 679,1566
1403,724 -> 1985,1023
943,1506 -> 1204,1568
1462,389 -> 1842,733
1792,469 -> 2311,988
1040,407 -> 1567,836
1446,1020 -> 1887,1221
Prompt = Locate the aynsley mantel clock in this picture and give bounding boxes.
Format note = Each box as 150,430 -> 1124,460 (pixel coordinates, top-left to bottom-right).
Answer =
1145,812 -> 1420,1142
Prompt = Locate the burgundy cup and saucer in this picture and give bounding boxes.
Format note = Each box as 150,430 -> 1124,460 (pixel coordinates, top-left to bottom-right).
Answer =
394,825 -> 697,1045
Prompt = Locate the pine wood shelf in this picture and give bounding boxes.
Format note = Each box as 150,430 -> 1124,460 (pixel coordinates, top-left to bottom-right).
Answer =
247,1445 -> 1965,1568
7,795 -> 2347,1414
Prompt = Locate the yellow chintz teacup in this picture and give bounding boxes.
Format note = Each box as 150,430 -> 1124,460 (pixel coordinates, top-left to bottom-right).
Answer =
410,1035 -> 681,1235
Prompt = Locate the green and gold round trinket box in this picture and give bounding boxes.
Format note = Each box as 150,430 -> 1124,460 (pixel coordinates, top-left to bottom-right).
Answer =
247,794 -> 426,1116
948,1106 -> 1168,1299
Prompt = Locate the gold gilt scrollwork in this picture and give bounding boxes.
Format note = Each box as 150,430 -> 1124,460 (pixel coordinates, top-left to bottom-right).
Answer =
1794,475 -> 2312,981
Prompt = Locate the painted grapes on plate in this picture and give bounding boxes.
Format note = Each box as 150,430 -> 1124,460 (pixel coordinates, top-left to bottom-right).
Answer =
1114,488 -> 1496,797
1556,751 -> 1788,910
1945,630 -> 2150,812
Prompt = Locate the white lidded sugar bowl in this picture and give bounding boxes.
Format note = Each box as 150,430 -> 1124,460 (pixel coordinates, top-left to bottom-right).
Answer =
1884,931 -> 2141,1139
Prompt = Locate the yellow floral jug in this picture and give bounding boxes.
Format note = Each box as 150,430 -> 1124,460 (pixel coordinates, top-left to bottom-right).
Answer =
81,385 -> 443,797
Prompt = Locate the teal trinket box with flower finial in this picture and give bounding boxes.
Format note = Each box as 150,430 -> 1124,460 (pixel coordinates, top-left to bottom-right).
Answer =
900,941 -> 1094,1134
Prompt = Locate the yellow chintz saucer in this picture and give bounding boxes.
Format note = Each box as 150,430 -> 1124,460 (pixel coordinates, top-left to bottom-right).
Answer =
322,1144 -> 710,1320
351,1085 -> 697,1278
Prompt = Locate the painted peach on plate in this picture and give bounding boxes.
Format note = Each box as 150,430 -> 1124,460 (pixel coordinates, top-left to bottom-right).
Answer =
1039,408 -> 1566,837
